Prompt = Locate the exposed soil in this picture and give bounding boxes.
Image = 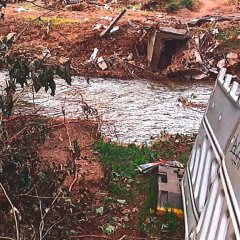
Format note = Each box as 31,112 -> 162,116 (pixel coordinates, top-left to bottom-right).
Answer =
1,0 -> 239,80
0,115 -> 191,239
177,0 -> 237,18
1,5 -> 157,79
38,119 -> 104,195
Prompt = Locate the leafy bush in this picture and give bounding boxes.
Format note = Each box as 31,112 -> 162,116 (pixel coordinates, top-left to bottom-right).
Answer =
166,0 -> 195,12
166,1 -> 181,12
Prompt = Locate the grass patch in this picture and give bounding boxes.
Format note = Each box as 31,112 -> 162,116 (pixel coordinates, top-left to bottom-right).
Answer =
216,28 -> 240,41
25,16 -> 82,25
95,139 -> 159,199
138,175 -> 161,236
166,0 -> 196,12
165,210 -> 179,231
95,134 -> 191,238
109,182 -> 135,200
95,140 -> 159,179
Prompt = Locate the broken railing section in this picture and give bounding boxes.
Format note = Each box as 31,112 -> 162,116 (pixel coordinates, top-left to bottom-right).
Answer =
182,69 -> 240,239
147,27 -> 189,71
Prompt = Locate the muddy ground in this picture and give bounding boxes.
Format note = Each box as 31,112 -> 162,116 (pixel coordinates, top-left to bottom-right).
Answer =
0,115 -> 192,239
0,0 -> 240,80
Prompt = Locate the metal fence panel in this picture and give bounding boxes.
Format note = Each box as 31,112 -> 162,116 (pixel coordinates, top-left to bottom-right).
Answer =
182,68 -> 240,240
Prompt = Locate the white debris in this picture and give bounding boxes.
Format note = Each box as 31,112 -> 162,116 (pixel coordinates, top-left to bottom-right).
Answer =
194,37 -> 200,47
110,26 -> 119,33
212,28 -> 219,35
88,48 -> 99,62
93,23 -> 106,31
192,73 -> 208,80
104,4 -> 110,10
127,53 -> 133,61
16,7 -> 30,12
194,51 -> 203,64
6,32 -> 16,41
217,59 -> 226,68
100,16 -> 113,21
97,57 -> 108,70
227,52 -> 239,66
42,48 -> 51,58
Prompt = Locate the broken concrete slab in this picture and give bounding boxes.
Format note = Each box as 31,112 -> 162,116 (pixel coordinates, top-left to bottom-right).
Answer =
158,27 -> 188,40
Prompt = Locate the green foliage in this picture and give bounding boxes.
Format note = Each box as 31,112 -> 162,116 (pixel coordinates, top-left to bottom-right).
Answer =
0,116 -> 97,239
95,139 -> 159,200
166,0 -> 195,12
165,210 -> 179,231
166,1 -> 181,12
101,223 -> 115,235
96,139 -> 159,200
109,182 -> 131,198
0,33 -> 73,116
138,175 -> 159,235
95,140 -> 159,179
179,153 -> 188,165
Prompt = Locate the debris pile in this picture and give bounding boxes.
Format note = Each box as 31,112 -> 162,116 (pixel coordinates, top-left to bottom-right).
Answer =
165,18 -> 239,79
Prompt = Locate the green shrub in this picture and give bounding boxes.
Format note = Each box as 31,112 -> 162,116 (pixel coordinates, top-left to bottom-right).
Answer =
166,2 -> 181,12
166,0 -> 195,12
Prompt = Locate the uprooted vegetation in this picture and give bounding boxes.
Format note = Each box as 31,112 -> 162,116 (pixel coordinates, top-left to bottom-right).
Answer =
0,116 -> 104,239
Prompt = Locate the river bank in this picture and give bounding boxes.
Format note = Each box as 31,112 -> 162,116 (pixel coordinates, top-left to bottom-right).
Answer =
0,115 -> 193,239
0,1 -> 239,81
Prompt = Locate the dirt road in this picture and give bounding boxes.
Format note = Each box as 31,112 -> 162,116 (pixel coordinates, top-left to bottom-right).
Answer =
177,0 -> 237,18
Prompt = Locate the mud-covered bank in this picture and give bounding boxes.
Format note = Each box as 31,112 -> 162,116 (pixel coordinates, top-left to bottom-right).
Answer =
1,3 -> 239,81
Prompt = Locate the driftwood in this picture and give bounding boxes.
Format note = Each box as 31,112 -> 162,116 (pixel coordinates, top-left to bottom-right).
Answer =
188,15 -> 240,27
100,9 -> 126,37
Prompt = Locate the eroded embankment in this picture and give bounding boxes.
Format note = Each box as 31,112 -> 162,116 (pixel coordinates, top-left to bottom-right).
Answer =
1,3 -> 240,81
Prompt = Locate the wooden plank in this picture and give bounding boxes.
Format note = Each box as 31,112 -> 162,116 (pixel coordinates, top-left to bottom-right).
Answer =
100,9 -> 126,37
159,27 -> 188,36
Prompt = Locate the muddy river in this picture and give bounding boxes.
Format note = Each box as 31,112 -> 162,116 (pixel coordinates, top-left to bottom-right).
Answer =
1,72 -> 214,144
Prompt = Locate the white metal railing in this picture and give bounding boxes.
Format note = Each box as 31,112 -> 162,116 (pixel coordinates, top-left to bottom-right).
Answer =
182,68 -> 240,240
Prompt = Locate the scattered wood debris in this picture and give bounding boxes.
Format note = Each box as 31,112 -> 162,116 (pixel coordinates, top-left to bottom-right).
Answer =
100,9 -> 126,37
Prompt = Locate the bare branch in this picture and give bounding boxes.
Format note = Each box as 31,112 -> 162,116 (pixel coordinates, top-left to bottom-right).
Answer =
0,183 -> 20,240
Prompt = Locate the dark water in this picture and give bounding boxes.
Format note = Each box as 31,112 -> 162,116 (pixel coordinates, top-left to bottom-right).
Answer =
0,72 -> 214,143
